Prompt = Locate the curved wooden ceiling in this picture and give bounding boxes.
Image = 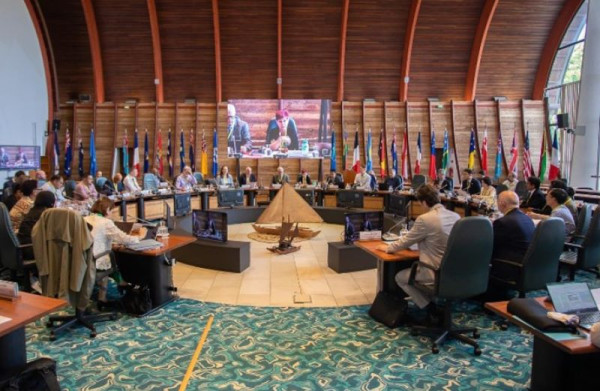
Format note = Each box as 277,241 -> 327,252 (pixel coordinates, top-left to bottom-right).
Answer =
37,0 -> 574,104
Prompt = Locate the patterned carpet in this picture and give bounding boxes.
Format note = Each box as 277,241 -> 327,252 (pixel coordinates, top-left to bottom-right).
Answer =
25,272 -> 597,391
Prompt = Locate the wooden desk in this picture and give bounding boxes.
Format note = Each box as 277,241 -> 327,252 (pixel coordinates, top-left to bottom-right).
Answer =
355,240 -> 419,294
114,234 -> 196,315
485,298 -> 600,390
0,293 -> 67,373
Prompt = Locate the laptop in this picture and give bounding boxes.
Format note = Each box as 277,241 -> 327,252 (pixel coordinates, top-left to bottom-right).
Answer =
546,282 -> 600,330
114,221 -> 158,240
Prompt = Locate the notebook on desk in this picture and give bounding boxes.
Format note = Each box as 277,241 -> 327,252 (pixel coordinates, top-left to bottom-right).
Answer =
547,282 -> 600,330
114,222 -> 158,240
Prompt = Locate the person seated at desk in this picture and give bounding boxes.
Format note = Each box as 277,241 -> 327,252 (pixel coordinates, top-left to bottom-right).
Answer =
34,170 -> 47,186
152,167 -> 166,183
4,183 -> 22,211
10,179 -> 37,231
272,166 -> 290,185
266,110 -> 299,151
539,179 -> 578,220
377,184 -> 460,320
217,166 -> 234,187
123,168 -> 142,194
227,103 -> 252,155
386,169 -> 404,191
297,169 -> 312,186
502,172 -> 518,192
102,173 -> 124,196
433,169 -> 452,193
326,170 -> 344,188
74,173 -> 98,201
461,169 -> 481,195
239,166 -> 256,186
85,198 -> 141,306
527,188 -> 576,237
40,174 -> 65,202
2,170 -> 27,209
473,176 -> 497,208
0,147 -> 9,166
17,191 -> 55,259
520,176 -> 545,210
175,165 -> 197,191
354,166 -> 372,191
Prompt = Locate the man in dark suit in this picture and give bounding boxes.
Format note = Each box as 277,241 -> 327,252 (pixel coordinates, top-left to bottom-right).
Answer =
520,176 -> 545,210
239,166 -> 257,186
434,169 -> 453,193
460,169 -> 481,195
326,170 -> 344,188
385,169 -> 404,191
272,166 -> 290,185
296,169 -> 312,185
227,104 -> 252,154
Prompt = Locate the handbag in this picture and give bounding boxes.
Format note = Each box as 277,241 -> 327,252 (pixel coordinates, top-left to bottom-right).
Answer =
368,291 -> 407,328
121,284 -> 152,315
0,358 -> 60,391
507,298 -> 576,333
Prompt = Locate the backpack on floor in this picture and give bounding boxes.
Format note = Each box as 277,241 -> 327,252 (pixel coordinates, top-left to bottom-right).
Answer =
0,357 -> 60,391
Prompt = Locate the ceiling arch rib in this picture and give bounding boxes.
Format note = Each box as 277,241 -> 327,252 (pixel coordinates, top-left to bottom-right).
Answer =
212,0 -> 222,103
146,0 -> 164,103
337,0 -> 350,102
399,0 -> 421,102
81,0 -> 104,103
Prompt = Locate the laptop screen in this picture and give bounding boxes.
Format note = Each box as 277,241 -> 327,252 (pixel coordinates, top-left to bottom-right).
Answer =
547,282 -> 599,314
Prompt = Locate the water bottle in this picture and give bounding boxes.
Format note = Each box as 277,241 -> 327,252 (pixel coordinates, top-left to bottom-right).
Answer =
302,139 -> 309,154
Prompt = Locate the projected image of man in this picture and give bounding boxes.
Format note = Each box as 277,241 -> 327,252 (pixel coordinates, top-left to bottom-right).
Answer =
266,110 -> 299,151
227,103 -> 252,155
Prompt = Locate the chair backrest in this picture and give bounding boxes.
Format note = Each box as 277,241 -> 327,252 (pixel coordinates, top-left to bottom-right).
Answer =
573,203 -> 593,243
0,202 -> 21,271
514,180 -> 528,200
95,177 -> 107,191
437,217 -> 493,299
581,209 -> 600,269
64,180 -> 77,198
342,170 -> 356,186
143,173 -> 158,191
521,218 -> 565,291
193,172 -> 204,184
495,184 -> 508,195
411,174 -> 427,190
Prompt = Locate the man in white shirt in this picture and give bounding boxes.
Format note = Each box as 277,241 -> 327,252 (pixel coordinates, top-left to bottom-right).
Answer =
175,166 -> 197,191
354,166 -> 372,191
40,174 -> 65,202
502,172 -> 518,192
123,168 -> 142,193
378,184 -> 460,312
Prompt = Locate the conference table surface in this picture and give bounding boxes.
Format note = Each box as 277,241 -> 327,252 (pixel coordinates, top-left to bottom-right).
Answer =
0,292 -> 67,338
114,234 -> 196,256
354,240 -> 420,262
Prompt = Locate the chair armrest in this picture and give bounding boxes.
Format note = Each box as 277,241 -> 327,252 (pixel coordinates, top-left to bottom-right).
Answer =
492,258 -> 523,269
408,261 -> 438,286
564,242 -> 583,250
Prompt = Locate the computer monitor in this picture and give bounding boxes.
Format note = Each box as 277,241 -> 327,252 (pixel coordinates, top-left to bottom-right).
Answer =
386,194 -> 409,217
344,211 -> 384,244
218,189 -> 244,207
295,189 -> 315,206
0,145 -> 41,170
173,193 -> 191,216
164,200 -> 174,230
192,210 -> 228,242
336,190 -> 364,208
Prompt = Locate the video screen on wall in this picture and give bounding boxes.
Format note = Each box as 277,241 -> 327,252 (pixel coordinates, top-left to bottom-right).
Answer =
0,145 -> 40,170
226,99 -> 331,159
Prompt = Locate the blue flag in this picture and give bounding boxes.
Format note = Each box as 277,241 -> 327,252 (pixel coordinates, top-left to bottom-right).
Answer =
64,129 -> 72,178
52,120 -> 60,175
144,130 -> 149,173
212,128 -> 218,177
179,130 -> 185,173
494,133 -> 503,180
189,130 -> 195,172
122,133 -> 129,175
167,129 -> 173,177
330,131 -> 336,172
365,130 -> 372,172
89,129 -> 97,176
78,134 -> 84,178
391,133 -> 398,174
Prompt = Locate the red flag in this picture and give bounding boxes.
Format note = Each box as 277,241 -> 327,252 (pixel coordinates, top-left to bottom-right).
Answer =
508,131 -> 518,175
378,129 -> 387,178
414,132 -> 422,175
481,129 -> 488,175
523,131 -> 533,179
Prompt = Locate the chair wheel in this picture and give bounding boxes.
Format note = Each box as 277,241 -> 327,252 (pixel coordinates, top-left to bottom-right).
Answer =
432,345 -> 439,354
474,347 -> 482,356
473,331 -> 480,339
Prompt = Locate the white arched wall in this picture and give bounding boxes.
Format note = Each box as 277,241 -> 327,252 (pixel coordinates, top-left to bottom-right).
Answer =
0,0 -> 49,176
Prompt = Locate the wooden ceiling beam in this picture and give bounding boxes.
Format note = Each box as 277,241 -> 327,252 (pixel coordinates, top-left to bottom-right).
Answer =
211,0 -> 222,103
81,0 -> 104,103
464,0 -> 498,101
337,0 -> 350,102
147,0 -> 164,103
399,0 -> 422,102
532,0 -> 584,100
277,0 -> 282,100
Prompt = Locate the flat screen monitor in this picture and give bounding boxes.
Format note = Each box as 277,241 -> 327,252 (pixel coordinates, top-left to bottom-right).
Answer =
192,210 -> 228,242
386,194 -> 409,217
174,192 -> 191,216
295,189 -> 315,206
344,211 -> 384,244
164,200 -> 174,230
336,190 -> 364,208
0,145 -> 40,170
218,189 -> 244,207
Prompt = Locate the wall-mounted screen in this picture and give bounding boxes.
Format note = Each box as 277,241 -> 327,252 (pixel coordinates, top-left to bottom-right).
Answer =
344,211 -> 384,244
226,99 -> 331,159
0,145 -> 40,170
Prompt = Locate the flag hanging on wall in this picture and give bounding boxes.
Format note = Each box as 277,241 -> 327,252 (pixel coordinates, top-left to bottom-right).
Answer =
539,131 -> 548,181
167,129 -> 173,177
212,128 -> 218,177
133,129 -> 140,175
156,129 -> 163,175
122,131 -> 129,175
365,129 -> 372,172
179,129 -> 185,173
189,129 -> 195,172
200,130 -> 208,176
352,131 -> 360,173
523,130 -> 533,179
481,128 -> 488,175
89,129 -> 97,177
494,133 -> 503,180
415,132 -> 422,175
330,131 -> 337,172
52,121 -> 60,175
143,129 -> 149,174
549,130 -> 561,180
378,129 -> 386,178
441,130 -> 449,172
508,131 -> 518,175
78,130 -> 84,178
391,132 -> 398,175
64,127 -> 72,178
342,129 -> 348,171
428,130 -> 436,181
468,129 -> 476,170
401,131 -> 408,178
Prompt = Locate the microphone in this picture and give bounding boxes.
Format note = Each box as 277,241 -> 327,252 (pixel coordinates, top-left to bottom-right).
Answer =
382,218 -> 406,242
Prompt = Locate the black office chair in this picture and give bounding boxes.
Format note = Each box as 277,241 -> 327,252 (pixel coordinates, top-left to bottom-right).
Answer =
408,217 -> 493,355
411,174 -> 427,190
0,203 -> 36,292
490,218 -> 566,298
560,208 -> 600,280
495,184 -> 509,195
514,180 -> 528,201
64,180 -> 77,199
569,203 -> 593,245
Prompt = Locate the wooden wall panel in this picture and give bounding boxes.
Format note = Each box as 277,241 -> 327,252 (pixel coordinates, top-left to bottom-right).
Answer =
409,0 -> 484,100
344,0 -> 409,101
257,158 -> 279,188
330,102 -> 343,173
363,103 -> 384,179
39,0 -> 93,103
281,0 -> 341,99
474,101 -> 498,176
93,0 -> 155,102
95,104 -> 116,178
220,0 -> 278,100
384,103 -> 407,176
136,105 -> 157,174
341,102 -> 363,168
407,103 -> 430,178
499,101 -> 524,177
156,0 -> 215,102
476,0 -> 564,100
453,102 -> 478,176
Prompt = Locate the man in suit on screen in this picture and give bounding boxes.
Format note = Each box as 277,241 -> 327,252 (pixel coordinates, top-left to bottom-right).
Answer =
227,103 -> 252,155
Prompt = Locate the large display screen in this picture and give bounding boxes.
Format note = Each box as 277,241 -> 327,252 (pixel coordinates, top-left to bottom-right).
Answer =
226,99 -> 331,159
0,145 -> 40,170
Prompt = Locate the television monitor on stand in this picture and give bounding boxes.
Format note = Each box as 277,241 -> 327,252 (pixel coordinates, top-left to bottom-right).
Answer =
192,210 -> 228,242
336,190 -> 364,209
174,192 -> 191,216
386,194 -> 409,217
217,189 -> 244,207
344,211 -> 384,244
295,189 -> 315,206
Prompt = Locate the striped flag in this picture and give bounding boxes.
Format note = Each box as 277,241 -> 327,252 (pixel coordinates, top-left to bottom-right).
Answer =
494,133 -> 503,180
78,130 -> 84,178
179,129 -> 185,173
415,132 -> 422,174
133,129 -> 140,174
508,131 -> 518,175
539,131 -> 548,181
330,130 -> 337,172
143,129 -> 149,174
89,129 -> 97,177
400,131 -> 408,178
428,130 -> 436,181
212,128 -> 218,177
122,131 -> 129,175
481,128 -> 488,175
468,129 -> 476,170
523,130 -> 533,179
167,129 -> 173,177
365,129 -> 372,172
52,120 -> 60,175
441,130 -> 449,172
549,130 -> 560,180
391,131 -> 398,175
378,129 -> 386,178
352,131 -> 360,173
189,129 -> 195,172
200,130 -> 208,175
64,127 -> 72,177
156,129 -> 163,175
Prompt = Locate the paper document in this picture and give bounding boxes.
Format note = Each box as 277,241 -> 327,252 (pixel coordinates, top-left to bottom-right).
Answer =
0,315 -> 12,325
591,288 -> 600,311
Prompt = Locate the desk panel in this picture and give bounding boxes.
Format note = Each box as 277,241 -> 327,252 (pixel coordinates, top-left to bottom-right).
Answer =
364,196 -> 384,210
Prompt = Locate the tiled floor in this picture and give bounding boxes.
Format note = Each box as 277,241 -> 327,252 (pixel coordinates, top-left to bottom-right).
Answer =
173,223 -> 378,307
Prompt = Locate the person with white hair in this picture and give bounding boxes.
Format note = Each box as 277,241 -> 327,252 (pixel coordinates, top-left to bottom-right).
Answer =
226,103 -> 252,155
175,165 -> 197,191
